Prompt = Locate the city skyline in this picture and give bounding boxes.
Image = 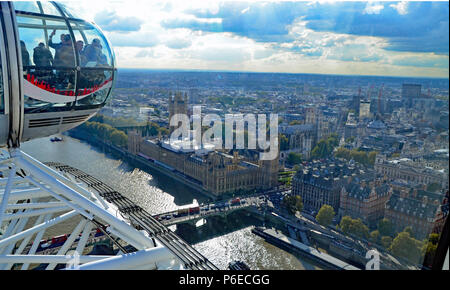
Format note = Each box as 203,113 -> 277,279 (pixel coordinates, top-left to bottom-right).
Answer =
63,0 -> 449,78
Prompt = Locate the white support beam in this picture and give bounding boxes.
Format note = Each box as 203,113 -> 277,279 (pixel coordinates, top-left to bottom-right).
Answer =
74,221 -> 94,256
4,214 -> 45,270
2,206 -> 69,221
72,246 -> 174,270
24,176 -> 94,221
6,202 -> 66,210
21,213 -> 52,270
0,149 -> 181,270
46,219 -> 88,270
106,226 -> 148,250
0,210 -> 77,250
0,187 -> 52,202
0,254 -> 114,264
14,151 -> 155,250
0,165 -> 17,225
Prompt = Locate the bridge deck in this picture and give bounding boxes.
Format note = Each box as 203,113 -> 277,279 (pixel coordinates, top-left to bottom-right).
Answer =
155,198 -> 261,226
45,162 -> 218,270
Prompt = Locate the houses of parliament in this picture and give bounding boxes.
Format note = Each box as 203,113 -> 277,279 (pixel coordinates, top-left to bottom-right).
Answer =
128,92 -> 279,197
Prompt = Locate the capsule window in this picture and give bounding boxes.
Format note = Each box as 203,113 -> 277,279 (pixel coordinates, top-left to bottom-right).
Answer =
13,2 -> 41,14
17,14 -> 77,111
14,2 -> 115,112
71,21 -> 114,107
37,1 -> 64,17
71,21 -> 113,67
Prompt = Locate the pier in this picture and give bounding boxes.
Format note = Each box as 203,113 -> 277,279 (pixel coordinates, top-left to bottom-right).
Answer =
252,227 -> 360,270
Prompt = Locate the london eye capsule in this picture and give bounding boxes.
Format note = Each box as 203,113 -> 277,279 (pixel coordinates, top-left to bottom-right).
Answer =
0,1 -> 116,147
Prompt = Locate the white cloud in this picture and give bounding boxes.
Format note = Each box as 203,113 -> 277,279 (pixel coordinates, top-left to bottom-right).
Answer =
363,2 -> 384,15
61,0 -> 448,78
241,7 -> 250,14
390,1 -> 409,15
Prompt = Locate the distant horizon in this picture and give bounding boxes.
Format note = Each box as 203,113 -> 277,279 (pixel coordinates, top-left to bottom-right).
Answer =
117,67 -> 450,81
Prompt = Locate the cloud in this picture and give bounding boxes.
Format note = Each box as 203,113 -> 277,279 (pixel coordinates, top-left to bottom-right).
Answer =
164,2 -> 305,43
190,47 -> 251,63
304,1 -> 449,55
135,49 -> 154,58
165,38 -> 192,49
363,2 -> 384,15
66,0 -> 448,78
389,1 -> 408,15
107,32 -> 159,47
160,1 -> 448,56
161,18 -> 223,33
391,54 -> 449,69
94,10 -> 143,32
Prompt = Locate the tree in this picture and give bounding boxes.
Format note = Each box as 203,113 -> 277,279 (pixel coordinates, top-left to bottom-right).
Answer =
316,205 -> 335,227
381,236 -> 393,248
351,218 -> 370,239
428,233 -> 440,245
370,230 -> 380,243
389,231 -> 424,264
339,216 -> 369,239
422,233 -> 440,267
377,218 -> 394,238
311,139 -> 331,159
289,120 -> 302,125
279,134 -> 289,151
286,152 -> 302,165
339,216 -> 353,233
110,130 -> 128,147
282,195 -> 303,215
334,147 -> 378,167
403,226 -> 414,237
368,151 -> 377,166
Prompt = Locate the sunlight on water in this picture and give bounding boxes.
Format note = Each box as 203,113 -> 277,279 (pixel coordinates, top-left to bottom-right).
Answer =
193,227 -> 322,270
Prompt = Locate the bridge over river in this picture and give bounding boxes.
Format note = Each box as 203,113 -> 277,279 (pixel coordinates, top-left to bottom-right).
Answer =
153,196 -> 267,226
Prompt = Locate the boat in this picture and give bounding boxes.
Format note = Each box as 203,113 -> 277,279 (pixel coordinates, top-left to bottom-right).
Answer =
50,136 -> 64,142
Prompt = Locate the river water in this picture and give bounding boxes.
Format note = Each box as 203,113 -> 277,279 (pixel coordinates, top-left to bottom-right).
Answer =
21,135 -> 321,270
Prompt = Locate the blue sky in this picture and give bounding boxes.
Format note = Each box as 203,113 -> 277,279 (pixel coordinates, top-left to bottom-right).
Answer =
65,1 -> 449,78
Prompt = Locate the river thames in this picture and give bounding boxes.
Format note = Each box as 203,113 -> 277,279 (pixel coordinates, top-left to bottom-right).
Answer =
21,134 -> 322,270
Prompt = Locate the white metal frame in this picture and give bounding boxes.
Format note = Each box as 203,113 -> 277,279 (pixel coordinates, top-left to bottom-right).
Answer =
0,147 -> 181,270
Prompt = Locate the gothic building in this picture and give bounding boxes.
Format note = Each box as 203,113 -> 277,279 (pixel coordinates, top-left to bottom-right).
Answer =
168,92 -> 188,133
128,131 -> 279,197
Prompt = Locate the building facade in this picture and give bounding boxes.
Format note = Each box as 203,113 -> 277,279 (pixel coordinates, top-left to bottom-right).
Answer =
339,179 -> 392,227
385,188 -> 446,239
292,159 -> 362,212
128,131 -> 279,197
374,155 -> 448,188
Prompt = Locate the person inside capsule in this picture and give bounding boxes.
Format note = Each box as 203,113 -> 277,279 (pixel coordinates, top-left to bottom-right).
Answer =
14,1 -> 115,112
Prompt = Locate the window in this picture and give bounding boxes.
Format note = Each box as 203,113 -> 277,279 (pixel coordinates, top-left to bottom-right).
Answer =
15,1 -> 115,113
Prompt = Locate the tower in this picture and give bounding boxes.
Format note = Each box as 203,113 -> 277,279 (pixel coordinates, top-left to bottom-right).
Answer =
168,92 -> 188,133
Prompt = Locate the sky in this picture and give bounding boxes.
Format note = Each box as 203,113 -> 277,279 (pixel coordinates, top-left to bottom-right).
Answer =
63,0 -> 449,78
